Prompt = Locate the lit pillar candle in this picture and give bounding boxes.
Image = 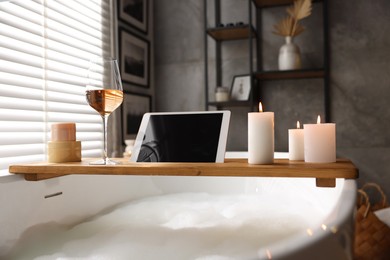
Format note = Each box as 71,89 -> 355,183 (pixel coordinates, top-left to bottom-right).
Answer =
289,121 -> 304,161
248,102 -> 274,164
304,116 -> 336,163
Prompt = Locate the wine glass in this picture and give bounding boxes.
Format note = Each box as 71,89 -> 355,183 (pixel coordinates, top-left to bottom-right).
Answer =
86,57 -> 124,165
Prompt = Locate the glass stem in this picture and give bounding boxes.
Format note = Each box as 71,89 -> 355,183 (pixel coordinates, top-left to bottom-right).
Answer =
102,115 -> 109,163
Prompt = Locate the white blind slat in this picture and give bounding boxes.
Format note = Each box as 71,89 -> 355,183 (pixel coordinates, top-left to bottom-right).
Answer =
0,10 -> 43,36
46,50 -> 90,69
0,24 -> 42,47
0,121 -> 44,132
13,0 -> 43,15
47,101 -> 96,114
0,0 -> 111,173
46,9 -> 103,41
0,133 -> 45,145
0,84 -> 44,100
47,112 -> 102,124
0,71 -> 44,89
46,39 -> 102,61
46,60 -> 91,78
46,91 -> 87,105
0,34 -> 43,57
0,60 -> 43,79
0,97 -> 44,111
0,109 -> 44,122
0,47 -> 43,69
49,0 -> 103,24
0,3 -> 43,25
46,82 -> 86,95
46,29 -> 103,55
0,144 -> 44,158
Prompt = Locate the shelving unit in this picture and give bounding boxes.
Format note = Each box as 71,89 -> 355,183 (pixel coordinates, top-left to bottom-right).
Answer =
204,0 -> 330,122
204,0 -> 258,111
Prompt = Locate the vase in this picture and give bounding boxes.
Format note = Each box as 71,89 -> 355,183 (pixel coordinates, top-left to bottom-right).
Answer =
278,36 -> 301,71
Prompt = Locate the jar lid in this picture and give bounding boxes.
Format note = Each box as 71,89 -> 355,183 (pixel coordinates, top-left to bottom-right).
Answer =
216,87 -> 229,93
51,123 -> 76,141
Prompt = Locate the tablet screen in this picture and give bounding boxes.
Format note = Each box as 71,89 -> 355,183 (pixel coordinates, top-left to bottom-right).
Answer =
135,113 -> 224,162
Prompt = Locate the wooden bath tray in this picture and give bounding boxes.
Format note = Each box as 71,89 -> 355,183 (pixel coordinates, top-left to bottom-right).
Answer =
9,158 -> 358,187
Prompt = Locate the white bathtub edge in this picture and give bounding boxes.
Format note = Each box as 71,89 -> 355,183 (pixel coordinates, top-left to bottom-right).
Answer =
258,179 -> 357,260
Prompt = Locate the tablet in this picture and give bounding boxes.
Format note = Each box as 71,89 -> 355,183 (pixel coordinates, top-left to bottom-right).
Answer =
130,111 -> 231,163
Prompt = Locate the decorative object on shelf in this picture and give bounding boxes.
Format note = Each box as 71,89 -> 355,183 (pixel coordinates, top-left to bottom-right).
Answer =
121,91 -> 151,141
215,22 -> 246,29
273,0 -> 312,70
119,28 -> 150,88
215,87 -> 230,102
248,102 -> 274,165
230,75 -> 251,101
278,36 -> 301,70
123,139 -> 135,158
118,0 -> 148,33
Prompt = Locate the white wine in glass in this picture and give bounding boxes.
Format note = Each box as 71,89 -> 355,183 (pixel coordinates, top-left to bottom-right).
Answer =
86,57 -> 123,165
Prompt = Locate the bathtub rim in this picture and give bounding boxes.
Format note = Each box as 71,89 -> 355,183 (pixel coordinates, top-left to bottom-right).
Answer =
256,178 -> 357,259
2,152 -> 357,259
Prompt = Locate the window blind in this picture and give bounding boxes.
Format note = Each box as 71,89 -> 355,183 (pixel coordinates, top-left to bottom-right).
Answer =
0,0 -> 112,175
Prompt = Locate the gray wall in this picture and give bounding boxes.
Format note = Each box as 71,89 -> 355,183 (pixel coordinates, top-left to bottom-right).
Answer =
154,0 -> 390,197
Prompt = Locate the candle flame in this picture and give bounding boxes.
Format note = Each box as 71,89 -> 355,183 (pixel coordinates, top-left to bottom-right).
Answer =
259,102 -> 263,112
317,115 -> 321,124
297,121 -> 300,129
266,249 -> 272,259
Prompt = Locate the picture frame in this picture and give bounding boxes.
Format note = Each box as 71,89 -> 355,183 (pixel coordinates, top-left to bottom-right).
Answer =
119,28 -> 149,88
118,0 -> 148,33
230,75 -> 251,101
122,91 -> 152,141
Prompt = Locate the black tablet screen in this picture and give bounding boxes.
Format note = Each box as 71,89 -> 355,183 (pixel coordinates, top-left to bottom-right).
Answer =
136,113 -> 223,162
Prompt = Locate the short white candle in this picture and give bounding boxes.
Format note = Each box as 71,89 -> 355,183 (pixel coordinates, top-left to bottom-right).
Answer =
289,121 -> 304,161
304,116 -> 336,163
248,102 -> 274,164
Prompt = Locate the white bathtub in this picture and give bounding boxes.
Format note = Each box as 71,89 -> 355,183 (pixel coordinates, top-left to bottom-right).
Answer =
0,152 -> 357,259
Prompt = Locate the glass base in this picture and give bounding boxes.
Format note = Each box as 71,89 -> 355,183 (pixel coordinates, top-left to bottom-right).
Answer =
89,158 -> 121,165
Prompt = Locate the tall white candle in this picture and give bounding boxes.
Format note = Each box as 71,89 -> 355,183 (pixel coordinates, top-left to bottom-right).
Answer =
288,121 -> 304,161
304,116 -> 336,163
248,102 -> 274,164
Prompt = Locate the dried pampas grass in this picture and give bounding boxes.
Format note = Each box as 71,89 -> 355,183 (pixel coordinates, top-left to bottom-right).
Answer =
273,0 -> 312,37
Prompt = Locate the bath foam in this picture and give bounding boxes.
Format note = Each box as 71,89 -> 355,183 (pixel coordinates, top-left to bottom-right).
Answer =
7,192 -> 324,260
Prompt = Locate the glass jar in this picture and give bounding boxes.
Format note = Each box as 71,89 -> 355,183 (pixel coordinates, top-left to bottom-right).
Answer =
215,87 -> 229,102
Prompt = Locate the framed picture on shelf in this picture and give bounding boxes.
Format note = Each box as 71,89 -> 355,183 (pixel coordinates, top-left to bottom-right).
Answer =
119,28 -> 149,88
118,0 -> 148,33
122,91 -> 151,141
230,75 -> 251,101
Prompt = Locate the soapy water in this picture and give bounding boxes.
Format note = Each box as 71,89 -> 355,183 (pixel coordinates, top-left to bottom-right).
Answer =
6,192 -> 325,260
